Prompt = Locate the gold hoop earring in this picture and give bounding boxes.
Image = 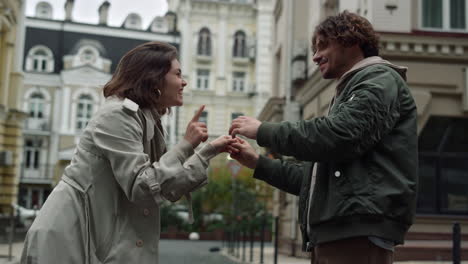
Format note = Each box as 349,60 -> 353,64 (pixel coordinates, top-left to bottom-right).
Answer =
156,89 -> 161,98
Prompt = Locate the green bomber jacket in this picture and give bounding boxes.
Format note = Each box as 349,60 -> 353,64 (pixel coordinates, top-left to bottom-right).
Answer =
253,56 -> 418,250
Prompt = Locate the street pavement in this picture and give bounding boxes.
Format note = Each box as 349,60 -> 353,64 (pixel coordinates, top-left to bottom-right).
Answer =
1,239 -> 468,264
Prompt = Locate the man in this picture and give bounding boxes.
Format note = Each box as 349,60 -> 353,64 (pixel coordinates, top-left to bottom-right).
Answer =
228,11 -> 418,264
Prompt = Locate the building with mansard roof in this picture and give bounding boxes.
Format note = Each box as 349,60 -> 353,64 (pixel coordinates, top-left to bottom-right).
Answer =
19,0 -> 180,210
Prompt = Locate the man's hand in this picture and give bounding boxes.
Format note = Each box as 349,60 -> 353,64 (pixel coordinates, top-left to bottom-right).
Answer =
229,138 -> 259,169
229,116 -> 261,139
184,105 -> 208,148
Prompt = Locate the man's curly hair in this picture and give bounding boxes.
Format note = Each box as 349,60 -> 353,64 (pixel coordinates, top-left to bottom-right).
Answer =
312,11 -> 379,58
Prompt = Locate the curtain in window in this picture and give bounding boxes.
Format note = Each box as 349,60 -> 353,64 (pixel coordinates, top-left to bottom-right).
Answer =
423,0 -> 443,28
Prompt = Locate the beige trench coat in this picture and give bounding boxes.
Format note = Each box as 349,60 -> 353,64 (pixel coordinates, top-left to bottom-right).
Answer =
21,97 -> 217,264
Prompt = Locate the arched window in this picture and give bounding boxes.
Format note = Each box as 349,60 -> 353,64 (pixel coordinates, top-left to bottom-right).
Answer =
35,1 -> 53,19
24,91 -> 50,131
28,93 -> 45,119
76,94 -> 93,130
233,30 -> 247,57
26,46 -> 54,73
78,46 -> 98,64
197,28 -> 212,56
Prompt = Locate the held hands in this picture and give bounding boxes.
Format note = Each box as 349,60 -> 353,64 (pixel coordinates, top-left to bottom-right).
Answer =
184,109 -> 259,168
229,116 -> 261,139
184,105 -> 208,148
210,135 -> 237,154
228,138 -> 259,169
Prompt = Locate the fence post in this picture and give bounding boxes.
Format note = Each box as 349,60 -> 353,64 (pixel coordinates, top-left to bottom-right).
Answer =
250,226 -> 254,262
236,228 -> 240,258
274,216 -> 279,264
242,230 -> 246,262
260,216 -> 265,264
453,222 -> 461,264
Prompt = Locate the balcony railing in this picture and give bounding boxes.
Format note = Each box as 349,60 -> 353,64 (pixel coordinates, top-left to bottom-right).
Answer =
20,163 -> 55,184
24,118 -> 50,131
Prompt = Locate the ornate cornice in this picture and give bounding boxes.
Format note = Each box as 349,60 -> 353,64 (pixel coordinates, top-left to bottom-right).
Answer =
380,31 -> 468,62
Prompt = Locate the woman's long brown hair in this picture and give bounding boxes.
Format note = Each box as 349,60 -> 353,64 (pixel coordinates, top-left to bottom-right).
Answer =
103,41 -> 178,112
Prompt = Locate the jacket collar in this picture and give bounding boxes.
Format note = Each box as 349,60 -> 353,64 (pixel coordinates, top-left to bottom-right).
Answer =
336,56 -> 408,88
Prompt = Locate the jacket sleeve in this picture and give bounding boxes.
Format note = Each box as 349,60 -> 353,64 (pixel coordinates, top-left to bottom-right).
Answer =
257,67 -> 401,162
253,155 -> 305,196
92,109 -> 217,205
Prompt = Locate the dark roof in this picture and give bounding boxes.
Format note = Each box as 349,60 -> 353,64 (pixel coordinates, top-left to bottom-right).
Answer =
24,19 -> 179,73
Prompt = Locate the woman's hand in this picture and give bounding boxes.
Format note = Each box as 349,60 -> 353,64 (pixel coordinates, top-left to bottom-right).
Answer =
209,135 -> 238,153
184,105 -> 208,148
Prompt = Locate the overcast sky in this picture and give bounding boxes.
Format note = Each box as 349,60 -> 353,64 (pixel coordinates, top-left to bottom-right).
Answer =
25,0 -> 169,28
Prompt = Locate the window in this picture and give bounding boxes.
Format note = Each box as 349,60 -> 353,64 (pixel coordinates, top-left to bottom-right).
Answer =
196,69 -> 210,90
197,28 -> 212,56
28,93 -> 45,119
232,72 -> 246,92
76,94 -> 93,130
198,111 -> 208,126
422,0 -> 467,30
25,91 -> 50,130
231,112 -> 244,121
24,139 -> 42,169
26,46 -> 54,73
417,116 -> 468,215
80,48 -> 97,64
233,30 -> 247,57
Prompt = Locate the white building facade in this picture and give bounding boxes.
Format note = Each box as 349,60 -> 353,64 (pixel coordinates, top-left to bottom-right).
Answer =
19,0 -> 180,210
169,0 -> 274,147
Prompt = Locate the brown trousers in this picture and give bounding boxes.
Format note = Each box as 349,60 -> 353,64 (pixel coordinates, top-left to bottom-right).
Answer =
311,237 -> 394,264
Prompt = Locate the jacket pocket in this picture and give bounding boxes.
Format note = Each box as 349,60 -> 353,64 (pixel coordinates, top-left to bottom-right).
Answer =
330,164 -> 352,195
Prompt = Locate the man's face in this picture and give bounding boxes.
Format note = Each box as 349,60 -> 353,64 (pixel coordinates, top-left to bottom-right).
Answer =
312,36 -> 353,79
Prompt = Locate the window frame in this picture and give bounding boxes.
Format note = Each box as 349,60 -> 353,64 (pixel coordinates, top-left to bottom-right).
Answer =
232,71 -> 246,92
76,94 -> 94,131
233,30 -> 247,58
197,27 -> 212,56
26,45 -> 54,73
196,69 -> 210,90
420,0 -> 468,32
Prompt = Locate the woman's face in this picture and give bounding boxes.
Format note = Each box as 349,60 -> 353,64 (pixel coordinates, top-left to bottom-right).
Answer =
159,59 -> 187,108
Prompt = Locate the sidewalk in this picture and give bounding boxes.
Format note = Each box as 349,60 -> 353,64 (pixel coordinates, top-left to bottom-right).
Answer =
0,242 -> 22,264
220,245 -> 468,264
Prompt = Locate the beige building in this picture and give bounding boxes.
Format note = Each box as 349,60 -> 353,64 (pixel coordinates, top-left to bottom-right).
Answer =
0,0 -> 27,216
169,0 -> 274,151
260,0 -> 468,261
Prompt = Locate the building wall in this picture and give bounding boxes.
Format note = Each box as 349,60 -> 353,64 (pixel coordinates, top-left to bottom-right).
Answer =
0,0 -> 27,215
18,2 -> 180,209
262,0 -> 468,258
173,0 -> 273,143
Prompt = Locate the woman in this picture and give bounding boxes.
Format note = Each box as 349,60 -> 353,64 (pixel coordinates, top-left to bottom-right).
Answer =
21,42 -> 235,263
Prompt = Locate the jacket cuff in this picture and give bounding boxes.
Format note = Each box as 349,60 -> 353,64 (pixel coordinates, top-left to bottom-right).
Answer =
197,143 -> 217,162
144,169 -> 164,205
253,155 -> 273,181
173,139 -> 195,161
257,122 -> 279,148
